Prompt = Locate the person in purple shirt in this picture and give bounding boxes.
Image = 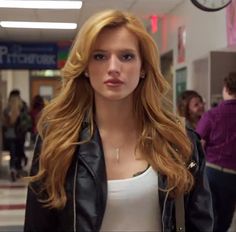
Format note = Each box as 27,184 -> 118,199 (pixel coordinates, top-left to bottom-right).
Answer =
196,72 -> 236,232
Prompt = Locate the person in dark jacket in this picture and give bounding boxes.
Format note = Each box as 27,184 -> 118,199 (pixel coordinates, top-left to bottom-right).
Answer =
9,89 -> 30,168
29,95 -> 45,143
24,9 -> 213,232
2,92 -> 23,181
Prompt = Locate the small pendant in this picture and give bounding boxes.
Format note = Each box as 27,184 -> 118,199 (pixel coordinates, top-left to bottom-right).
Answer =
115,148 -> 120,162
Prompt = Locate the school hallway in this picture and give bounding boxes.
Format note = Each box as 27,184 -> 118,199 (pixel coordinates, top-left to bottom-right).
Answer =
0,149 -> 235,232
0,150 -> 32,232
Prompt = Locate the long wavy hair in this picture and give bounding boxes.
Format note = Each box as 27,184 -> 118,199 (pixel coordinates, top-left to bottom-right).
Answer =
31,9 -> 194,209
177,90 -> 203,127
4,95 -> 22,126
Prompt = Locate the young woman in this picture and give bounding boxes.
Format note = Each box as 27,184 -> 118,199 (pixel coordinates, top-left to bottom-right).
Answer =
177,90 -> 205,129
3,92 -> 23,181
24,10 -> 213,232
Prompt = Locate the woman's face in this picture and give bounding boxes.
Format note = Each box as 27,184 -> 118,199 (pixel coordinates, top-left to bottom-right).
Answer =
87,26 -> 142,102
188,97 -> 205,118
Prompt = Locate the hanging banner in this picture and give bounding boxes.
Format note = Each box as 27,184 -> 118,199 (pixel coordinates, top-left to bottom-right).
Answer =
57,41 -> 71,69
0,42 -> 71,69
226,0 -> 236,46
177,25 -> 186,63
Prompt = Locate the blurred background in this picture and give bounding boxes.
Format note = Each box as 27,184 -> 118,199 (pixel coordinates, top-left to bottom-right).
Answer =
0,0 -> 236,231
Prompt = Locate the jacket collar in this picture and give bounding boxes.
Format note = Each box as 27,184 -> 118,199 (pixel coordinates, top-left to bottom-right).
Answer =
77,122 -> 107,180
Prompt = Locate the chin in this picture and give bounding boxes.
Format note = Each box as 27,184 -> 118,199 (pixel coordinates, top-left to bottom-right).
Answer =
106,95 -> 127,101
103,93 -> 131,102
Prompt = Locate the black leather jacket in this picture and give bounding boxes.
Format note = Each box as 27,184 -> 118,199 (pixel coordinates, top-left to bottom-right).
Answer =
24,124 -> 213,232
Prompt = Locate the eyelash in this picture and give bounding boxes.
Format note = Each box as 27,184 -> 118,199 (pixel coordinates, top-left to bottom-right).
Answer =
92,53 -> 135,61
122,53 -> 135,61
93,54 -> 105,60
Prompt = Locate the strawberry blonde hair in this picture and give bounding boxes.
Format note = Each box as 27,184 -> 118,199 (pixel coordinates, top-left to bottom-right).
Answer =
30,9 -> 194,209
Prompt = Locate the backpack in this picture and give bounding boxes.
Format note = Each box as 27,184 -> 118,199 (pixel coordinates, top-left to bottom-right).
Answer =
15,110 -> 32,136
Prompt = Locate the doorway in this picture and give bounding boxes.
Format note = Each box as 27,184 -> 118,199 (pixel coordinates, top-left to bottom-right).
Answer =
30,76 -> 61,105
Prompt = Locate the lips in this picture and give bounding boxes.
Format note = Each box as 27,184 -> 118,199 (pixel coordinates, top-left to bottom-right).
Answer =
104,78 -> 124,86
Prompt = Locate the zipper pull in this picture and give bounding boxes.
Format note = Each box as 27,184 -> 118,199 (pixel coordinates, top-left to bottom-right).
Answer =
188,161 -> 197,170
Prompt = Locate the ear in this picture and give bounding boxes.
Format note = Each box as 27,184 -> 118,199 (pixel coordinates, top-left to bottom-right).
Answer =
140,71 -> 145,79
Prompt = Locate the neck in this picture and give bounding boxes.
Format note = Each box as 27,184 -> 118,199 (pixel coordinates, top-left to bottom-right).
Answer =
224,95 -> 236,100
190,115 -> 201,129
95,95 -> 139,163
223,87 -> 236,100
95,95 -> 137,132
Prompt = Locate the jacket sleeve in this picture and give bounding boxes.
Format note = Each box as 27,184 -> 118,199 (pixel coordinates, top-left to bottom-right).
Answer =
185,129 -> 214,232
24,135 -> 58,232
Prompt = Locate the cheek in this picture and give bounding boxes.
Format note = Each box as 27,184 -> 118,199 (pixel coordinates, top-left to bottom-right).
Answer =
128,73 -> 141,89
127,65 -> 142,81
88,65 -> 106,87
88,63 -> 104,75
89,76 -> 102,91
188,105 -> 196,113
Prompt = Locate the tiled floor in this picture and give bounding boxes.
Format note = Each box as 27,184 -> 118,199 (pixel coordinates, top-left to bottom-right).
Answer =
0,149 -> 235,232
0,150 -> 32,232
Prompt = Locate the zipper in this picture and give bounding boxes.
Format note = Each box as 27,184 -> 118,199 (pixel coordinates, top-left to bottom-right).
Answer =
73,159 -> 79,232
161,190 -> 170,232
188,161 -> 197,170
33,134 -> 40,154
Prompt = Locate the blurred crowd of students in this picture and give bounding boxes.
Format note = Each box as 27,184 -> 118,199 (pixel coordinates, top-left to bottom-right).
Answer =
2,89 -> 44,182
177,72 -> 236,232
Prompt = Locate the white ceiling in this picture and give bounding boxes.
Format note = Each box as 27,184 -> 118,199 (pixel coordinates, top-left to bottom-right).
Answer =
0,0 -> 184,42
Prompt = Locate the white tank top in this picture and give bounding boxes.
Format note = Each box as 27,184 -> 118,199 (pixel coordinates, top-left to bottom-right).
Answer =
100,166 -> 162,232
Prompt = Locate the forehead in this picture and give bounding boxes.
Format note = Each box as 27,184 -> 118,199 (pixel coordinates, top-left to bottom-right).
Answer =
189,97 -> 201,104
93,26 -> 140,51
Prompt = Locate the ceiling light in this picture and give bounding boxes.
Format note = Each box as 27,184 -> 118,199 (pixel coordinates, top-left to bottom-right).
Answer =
0,0 -> 82,9
0,21 -> 77,29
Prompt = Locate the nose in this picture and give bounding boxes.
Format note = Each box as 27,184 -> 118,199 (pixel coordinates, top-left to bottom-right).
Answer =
107,55 -> 121,77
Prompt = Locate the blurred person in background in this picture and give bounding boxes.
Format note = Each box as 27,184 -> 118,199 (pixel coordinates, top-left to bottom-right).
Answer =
196,72 -> 236,232
24,9 -> 213,232
30,95 -> 45,143
3,92 -> 23,181
10,89 -> 31,168
177,90 -> 205,129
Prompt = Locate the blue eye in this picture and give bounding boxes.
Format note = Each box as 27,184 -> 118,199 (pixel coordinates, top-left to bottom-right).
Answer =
93,53 -> 106,60
121,53 -> 135,61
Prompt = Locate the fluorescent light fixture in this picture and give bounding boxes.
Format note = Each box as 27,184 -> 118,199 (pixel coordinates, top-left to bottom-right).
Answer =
0,21 -> 77,29
0,0 -> 82,9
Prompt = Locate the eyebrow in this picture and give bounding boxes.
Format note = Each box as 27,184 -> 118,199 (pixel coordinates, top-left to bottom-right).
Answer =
92,49 -> 137,53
